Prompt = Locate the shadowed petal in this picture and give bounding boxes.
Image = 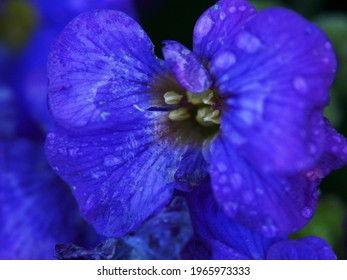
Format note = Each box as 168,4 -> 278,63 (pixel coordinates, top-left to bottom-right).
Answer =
0,140 -> 95,259
188,182 -> 282,260
266,237 -> 336,260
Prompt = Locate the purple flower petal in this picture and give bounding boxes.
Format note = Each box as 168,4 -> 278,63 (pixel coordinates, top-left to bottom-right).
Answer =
266,240 -> 317,260
314,120 -> 347,178
210,134 -> 319,237
266,237 -> 336,260
174,150 -> 209,192
0,140 -> 94,259
188,182 -> 283,259
210,8 -> 337,173
45,123 -> 195,237
162,40 -> 212,93
48,10 -> 167,132
297,236 -> 336,260
193,0 -> 256,62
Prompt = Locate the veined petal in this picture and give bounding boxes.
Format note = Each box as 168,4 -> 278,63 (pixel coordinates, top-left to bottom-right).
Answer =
210,134 -> 319,237
48,10 -> 167,132
0,140 -> 94,259
193,0 -> 256,62
211,8 -> 337,172
45,122 -> 196,237
162,40 -> 212,93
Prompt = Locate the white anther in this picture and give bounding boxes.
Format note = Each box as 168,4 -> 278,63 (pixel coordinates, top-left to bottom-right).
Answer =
168,107 -> 190,121
164,91 -> 183,105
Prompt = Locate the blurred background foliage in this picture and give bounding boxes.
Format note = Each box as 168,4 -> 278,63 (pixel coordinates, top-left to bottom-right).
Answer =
0,0 -> 347,258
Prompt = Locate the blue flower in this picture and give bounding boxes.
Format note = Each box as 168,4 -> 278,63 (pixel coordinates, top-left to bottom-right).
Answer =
45,0 -> 347,237
0,139 -> 97,259
186,182 -> 336,260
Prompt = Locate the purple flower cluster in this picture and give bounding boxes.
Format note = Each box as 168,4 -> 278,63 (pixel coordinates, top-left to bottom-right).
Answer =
44,0 -> 347,259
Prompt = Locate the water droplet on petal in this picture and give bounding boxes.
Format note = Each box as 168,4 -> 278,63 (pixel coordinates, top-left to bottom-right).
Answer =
255,187 -> 264,195
236,31 -> 262,53
229,6 -> 236,13
47,133 -> 56,140
261,222 -> 278,238
325,41 -> 332,49
104,155 -> 121,167
312,190 -> 320,200
301,206 -> 313,219
243,191 -> 254,204
230,173 -> 243,189
238,5 -> 246,11
213,51 -> 236,70
68,147 -> 79,157
218,175 -> 227,184
195,14 -> 213,39
224,202 -> 238,217
293,76 -> 308,94
217,161 -> 227,172
219,12 -> 226,20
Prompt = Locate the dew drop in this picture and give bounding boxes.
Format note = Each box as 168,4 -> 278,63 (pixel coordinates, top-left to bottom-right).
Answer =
230,173 -> 243,189
52,166 -> 59,172
104,155 -> 121,167
301,206 -> 313,219
324,41 -> 332,49
238,5 -> 246,11
217,161 -> 227,172
261,222 -> 278,238
47,133 -> 56,140
255,187 -> 264,195
330,146 -> 338,153
236,31 -> 262,53
229,6 -> 236,13
219,12 -> 226,20
293,76 -> 308,94
224,202 -> 238,217
312,190 -> 320,200
218,175 -> 227,184
243,191 -> 254,204
213,51 -> 236,69
68,147 -> 79,157
195,14 -> 213,39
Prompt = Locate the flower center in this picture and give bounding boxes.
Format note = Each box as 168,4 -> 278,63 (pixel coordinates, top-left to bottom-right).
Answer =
164,90 -> 221,128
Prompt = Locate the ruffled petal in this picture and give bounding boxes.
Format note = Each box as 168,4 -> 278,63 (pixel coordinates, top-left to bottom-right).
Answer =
297,236 -> 336,260
193,0 -> 256,62
210,8 -> 336,172
162,40 -> 212,93
48,10 -> 167,132
210,134 -> 319,237
45,122 -> 198,237
56,196 -> 192,260
187,182 -> 280,259
0,140 -> 94,259
312,120 -> 347,178
266,237 -> 336,260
